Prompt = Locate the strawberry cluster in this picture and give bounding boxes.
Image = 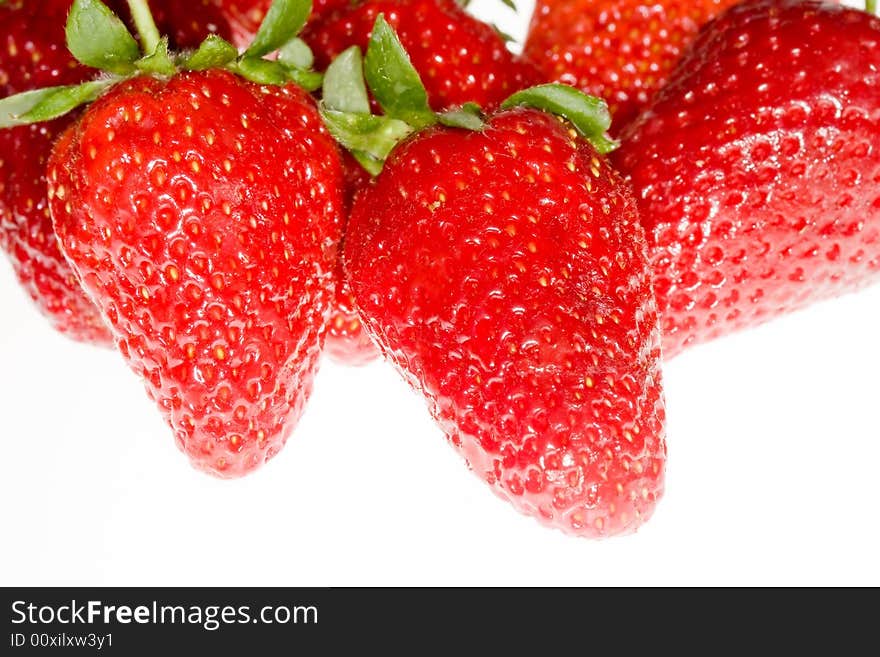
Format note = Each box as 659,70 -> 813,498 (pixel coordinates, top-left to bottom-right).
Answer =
1,0 -> 878,538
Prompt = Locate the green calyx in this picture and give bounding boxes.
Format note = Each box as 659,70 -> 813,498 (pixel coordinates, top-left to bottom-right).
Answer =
501,85 -> 619,154
319,14 -> 467,176
0,0 -> 322,129
867,0 -> 877,16
320,14 -> 617,175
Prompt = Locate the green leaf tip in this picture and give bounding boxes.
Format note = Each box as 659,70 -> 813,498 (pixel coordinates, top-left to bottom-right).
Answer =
0,80 -> 114,128
135,37 -> 176,76
278,38 -> 315,70
245,0 -> 313,59
438,103 -> 485,131
364,14 -> 436,130
319,108 -> 413,172
67,0 -> 140,74
184,35 -> 239,71
323,46 -> 370,115
501,84 -> 619,154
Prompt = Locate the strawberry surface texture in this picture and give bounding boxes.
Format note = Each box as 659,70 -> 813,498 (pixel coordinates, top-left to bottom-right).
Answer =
615,0 -> 880,356
525,0 -> 741,127
344,108 -> 667,537
47,70 -> 344,477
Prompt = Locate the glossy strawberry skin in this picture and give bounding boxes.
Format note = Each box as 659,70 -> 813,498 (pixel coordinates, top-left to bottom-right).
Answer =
615,0 -> 880,357
48,70 -> 344,478
345,109 -> 666,537
524,0 -> 740,128
304,0 -> 544,112
0,0 -> 111,344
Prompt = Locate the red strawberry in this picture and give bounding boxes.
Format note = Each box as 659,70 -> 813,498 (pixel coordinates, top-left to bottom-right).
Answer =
48,69 -> 343,477
304,0 -> 543,113
325,26 -> 667,536
0,0 -> 344,476
0,0 -> 234,346
614,0 -> 880,357
524,0 -> 741,127
0,0 -> 111,344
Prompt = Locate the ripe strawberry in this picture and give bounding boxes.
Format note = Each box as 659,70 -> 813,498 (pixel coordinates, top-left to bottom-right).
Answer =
524,0 -> 740,127
0,0 -> 234,346
304,0 -> 544,112
614,0 -> 880,357
48,69 -> 343,477
325,25 -> 667,536
0,0 -> 345,476
0,0 -> 111,344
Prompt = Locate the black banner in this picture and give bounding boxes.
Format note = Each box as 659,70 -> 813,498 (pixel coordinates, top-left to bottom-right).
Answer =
0,587 -> 868,652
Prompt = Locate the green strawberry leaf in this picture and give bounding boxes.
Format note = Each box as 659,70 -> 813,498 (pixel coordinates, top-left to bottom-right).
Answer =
234,57 -> 291,85
284,68 -> 323,92
135,37 -> 176,76
319,107 -> 413,169
500,0 -> 517,11
502,84 -> 619,154
245,0 -> 312,59
322,46 -> 370,115
66,0 -> 140,75
364,15 -> 436,130
278,37 -> 314,70
349,152 -> 384,177
0,88 -> 65,128
438,103 -> 485,131
185,35 -> 239,70
0,80 -> 114,128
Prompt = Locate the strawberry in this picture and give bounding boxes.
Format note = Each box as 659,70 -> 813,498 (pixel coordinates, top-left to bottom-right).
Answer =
524,0 -> 741,127
0,0 -> 111,344
1,0 -> 342,476
0,0 -> 234,346
322,21 -> 666,537
614,0 -> 880,357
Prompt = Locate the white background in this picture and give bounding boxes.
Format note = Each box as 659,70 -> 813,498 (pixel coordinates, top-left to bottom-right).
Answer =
1,0 -> 878,586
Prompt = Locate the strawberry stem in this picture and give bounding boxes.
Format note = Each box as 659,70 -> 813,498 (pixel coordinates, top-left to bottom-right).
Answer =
868,0 -> 876,14
125,0 -> 161,55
